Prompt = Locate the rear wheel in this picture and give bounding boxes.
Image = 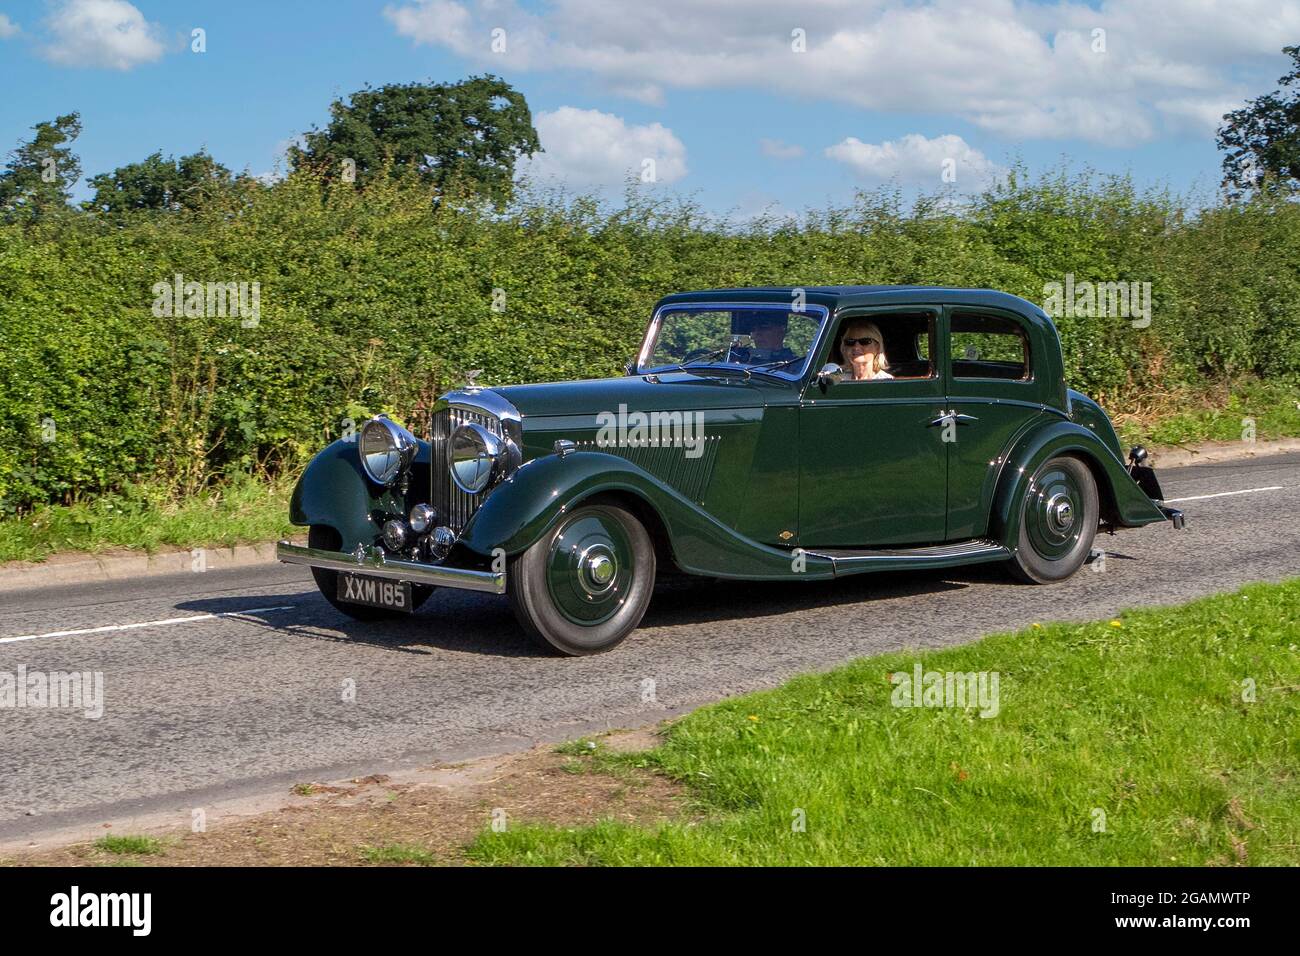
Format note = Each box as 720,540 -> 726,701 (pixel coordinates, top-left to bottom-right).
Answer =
1006,456 -> 1098,584
507,502 -> 655,655
307,525 -> 434,619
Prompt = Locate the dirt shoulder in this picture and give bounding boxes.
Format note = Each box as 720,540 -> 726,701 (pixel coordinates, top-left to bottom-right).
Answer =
2,728 -> 684,866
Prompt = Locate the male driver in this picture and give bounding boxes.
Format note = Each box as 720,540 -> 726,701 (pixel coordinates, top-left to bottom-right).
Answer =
746,314 -> 797,362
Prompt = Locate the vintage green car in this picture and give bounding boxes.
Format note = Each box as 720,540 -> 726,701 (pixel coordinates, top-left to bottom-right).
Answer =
277,286 -> 1184,655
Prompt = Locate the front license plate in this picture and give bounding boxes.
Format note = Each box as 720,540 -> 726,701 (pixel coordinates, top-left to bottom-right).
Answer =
337,573 -> 413,612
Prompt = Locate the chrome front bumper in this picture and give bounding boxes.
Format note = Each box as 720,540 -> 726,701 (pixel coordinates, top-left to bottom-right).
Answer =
276,541 -> 506,594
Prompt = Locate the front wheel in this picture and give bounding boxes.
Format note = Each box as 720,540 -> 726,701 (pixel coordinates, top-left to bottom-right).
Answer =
1006,456 -> 1099,584
507,502 -> 656,655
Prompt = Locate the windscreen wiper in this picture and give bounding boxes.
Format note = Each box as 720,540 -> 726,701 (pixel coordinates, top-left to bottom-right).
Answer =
660,344 -> 734,375
745,356 -> 805,377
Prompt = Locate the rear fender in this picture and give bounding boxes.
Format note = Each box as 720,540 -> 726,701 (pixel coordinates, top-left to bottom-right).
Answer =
992,420 -> 1166,549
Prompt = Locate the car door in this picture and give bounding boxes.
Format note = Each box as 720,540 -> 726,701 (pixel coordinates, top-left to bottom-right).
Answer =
943,306 -> 1047,540
797,307 -> 948,548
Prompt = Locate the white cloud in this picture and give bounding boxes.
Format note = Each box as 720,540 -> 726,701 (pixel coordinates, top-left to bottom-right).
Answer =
609,82 -> 665,107
41,0 -> 164,70
0,14 -> 20,38
383,0 -> 473,50
826,133 -> 1005,189
381,0 -> 1300,145
518,106 -> 688,187
1153,96 -> 1242,136
760,138 -> 804,160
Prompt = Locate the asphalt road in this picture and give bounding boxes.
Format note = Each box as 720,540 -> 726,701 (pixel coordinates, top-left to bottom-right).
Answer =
1,453 -> 1296,842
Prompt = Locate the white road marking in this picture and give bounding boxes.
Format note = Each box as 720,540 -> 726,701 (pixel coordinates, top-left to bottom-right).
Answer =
0,605 -> 296,646
1164,485 -> 1283,504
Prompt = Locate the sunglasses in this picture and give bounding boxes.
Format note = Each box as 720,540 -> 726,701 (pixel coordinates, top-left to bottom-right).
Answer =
842,336 -> 880,347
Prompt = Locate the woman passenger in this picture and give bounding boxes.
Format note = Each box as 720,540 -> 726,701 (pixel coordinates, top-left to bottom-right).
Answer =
838,320 -> 893,380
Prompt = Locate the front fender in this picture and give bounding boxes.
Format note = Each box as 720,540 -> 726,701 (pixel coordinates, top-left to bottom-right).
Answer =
459,451 -> 836,580
289,439 -> 410,551
992,419 -> 1167,549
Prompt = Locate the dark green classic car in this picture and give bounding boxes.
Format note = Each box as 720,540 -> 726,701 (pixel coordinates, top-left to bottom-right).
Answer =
277,286 -> 1184,655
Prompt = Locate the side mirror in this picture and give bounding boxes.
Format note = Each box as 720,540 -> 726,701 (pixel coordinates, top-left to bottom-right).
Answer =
624,360 -> 636,376
816,363 -> 845,388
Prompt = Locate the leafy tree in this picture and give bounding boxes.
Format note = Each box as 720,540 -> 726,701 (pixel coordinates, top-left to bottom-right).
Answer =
0,112 -> 83,220
1218,46 -> 1300,197
86,150 -> 238,213
289,75 -> 540,203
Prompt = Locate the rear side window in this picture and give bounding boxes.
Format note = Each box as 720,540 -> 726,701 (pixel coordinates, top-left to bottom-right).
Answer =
950,312 -> 1030,380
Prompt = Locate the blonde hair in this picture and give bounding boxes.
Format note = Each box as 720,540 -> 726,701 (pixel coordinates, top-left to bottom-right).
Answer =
838,320 -> 889,371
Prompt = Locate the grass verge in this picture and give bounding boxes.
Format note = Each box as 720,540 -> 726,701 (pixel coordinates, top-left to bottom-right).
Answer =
0,475 -> 295,563
93,835 -> 166,856
469,579 -> 1300,866
358,843 -> 439,866
1111,376 -> 1300,449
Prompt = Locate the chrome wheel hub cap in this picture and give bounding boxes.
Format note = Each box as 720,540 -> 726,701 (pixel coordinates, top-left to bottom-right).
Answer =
580,547 -> 617,595
1047,494 -> 1074,533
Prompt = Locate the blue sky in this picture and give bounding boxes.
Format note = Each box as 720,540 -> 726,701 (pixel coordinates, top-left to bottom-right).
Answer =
1,0 -> 1296,215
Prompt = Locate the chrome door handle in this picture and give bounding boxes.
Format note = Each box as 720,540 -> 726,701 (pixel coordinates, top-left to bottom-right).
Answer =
927,410 -> 978,427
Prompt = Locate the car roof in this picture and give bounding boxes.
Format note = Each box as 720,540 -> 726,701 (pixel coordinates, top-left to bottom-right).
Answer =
655,285 -> 1053,328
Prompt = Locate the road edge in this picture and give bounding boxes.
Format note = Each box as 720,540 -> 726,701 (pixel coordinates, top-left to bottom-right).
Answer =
0,539 -> 304,595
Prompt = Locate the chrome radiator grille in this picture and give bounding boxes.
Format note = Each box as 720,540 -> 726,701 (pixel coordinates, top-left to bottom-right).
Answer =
431,405 -> 505,533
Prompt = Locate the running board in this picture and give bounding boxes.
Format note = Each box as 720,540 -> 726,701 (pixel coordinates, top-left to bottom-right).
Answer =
805,538 -> 1011,576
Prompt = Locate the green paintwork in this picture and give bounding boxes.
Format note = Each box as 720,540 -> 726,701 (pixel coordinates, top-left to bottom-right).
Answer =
288,285 -> 1171,581
289,437 -> 428,552
798,305 -> 946,546
1066,389 -> 1126,460
458,450 -> 838,580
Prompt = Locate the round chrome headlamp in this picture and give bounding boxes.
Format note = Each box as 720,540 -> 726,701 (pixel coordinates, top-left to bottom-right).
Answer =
409,503 -> 437,534
382,518 -> 410,552
449,423 -> 512,494
358,416 -> 418,486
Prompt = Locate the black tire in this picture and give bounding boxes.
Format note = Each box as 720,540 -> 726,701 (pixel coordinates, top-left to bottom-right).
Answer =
507,502 -> 656,656
1006,456 -> 1099,584
308,525 -> 434,619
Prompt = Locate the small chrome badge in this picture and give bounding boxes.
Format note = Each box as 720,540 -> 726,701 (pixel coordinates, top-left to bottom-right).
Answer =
779,530 -> 794,541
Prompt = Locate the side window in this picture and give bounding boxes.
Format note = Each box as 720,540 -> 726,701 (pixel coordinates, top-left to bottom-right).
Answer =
831,311 -> 936,382
950,312 -> 1030,380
